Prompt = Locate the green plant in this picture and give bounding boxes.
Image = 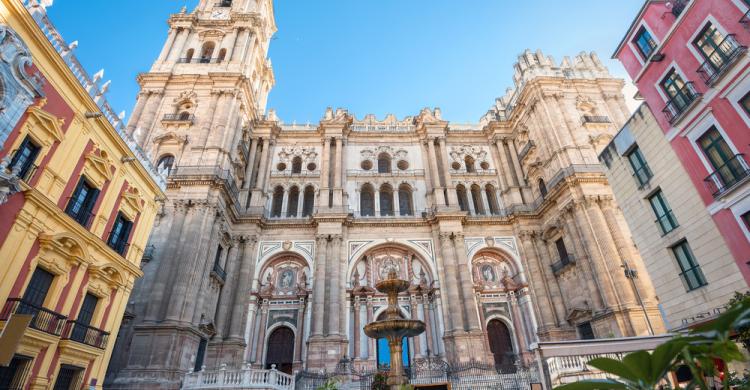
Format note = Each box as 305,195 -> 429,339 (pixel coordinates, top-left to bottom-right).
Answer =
371,373 -> 388,390
729,291 -> 750,352
727,370 -> 750,388
315,378 -> 339,390
556,296 -> 750,390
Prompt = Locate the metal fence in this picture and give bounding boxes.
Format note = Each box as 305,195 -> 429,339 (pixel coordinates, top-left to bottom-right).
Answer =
294,357 -> 540,390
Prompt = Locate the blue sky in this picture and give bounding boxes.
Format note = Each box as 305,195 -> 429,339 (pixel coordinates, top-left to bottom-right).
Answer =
46,1 -> 642,123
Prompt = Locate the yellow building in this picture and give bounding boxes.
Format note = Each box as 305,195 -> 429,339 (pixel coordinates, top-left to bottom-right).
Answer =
0,0 -> 164,388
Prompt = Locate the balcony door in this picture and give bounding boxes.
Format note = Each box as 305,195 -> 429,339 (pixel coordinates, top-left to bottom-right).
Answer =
661,70 -> 690,110
698,127 -> 742,188
22,268 -> 53,309
693,23 -> 727,71
71,293 -> 98,342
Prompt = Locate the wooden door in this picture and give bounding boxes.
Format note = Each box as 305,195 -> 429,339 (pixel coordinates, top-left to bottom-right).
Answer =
265,327 -> 295,374
487,319 -> 514,367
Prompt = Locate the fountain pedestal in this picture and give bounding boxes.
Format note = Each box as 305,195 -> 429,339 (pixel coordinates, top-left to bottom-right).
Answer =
363,271 -> 426,388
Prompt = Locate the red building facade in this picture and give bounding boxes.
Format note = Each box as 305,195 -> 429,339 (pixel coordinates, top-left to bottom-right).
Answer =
614,0 -> 750,284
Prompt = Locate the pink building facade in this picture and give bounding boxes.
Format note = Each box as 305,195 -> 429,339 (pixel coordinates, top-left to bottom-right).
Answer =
614,0 -> 750,285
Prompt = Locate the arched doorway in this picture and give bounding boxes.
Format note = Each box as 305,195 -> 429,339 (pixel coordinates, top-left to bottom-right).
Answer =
265,326 -> 295,374
487,319 -> 514,367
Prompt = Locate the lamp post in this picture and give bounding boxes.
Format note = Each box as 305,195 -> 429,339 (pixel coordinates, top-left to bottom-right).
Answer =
622,259 -> 654,335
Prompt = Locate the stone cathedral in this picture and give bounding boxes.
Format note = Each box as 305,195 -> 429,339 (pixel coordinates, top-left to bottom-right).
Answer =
104,0 -> 665,388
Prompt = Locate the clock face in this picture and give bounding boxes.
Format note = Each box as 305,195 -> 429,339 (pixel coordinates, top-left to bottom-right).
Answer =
211,9 -> 229,20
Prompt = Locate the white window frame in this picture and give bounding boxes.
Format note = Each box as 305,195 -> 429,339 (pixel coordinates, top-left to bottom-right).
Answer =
684,113 -> 747,190
730,0 -> 750,13
653,62 -> 691,104
731,196 -> 750,242
628,21 -> 659,66
686,16 -> 730,67
724,68 -> 750,127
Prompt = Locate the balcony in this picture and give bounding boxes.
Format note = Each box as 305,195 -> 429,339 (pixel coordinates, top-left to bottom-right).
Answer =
671,0 -> 689,17
61,320 -> 109,349
655,210 -> 679,235
169,166 -> 239,203
162,113 -> 195,124
661,82 -> 701,124
177,57 -> 219,64
211,262 -> 227,283
551,255 -> 576,275
581,115 -> 611,124
0,298 -> 67,336
346,169 -> 425,177
704,154 -> 750,198
696,35 -> 747,86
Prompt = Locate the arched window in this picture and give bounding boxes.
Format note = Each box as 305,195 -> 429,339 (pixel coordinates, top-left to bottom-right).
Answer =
456,185 -> 469,212
200,42 -> 215,63
360,184 -> 375,217
379,184 -> 394,216
271,186 -> 284,217
465,156 -> 476,173
291,156 -> 302,174
287,186 -> 299,217
302,186 -> 315,217
538,178 -> 547,198
156,154 -> 175,176
217,48 -> 227,62
485,184 -> 500,215
185,48 -> 194,62
377,153 -> 391,174
398,184 -> 413,216
178,111 -> 191,121
470,184 -> 485,215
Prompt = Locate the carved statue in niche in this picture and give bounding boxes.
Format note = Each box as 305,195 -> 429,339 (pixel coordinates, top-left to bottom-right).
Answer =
260,272 -> 274,295
279,269 -> 295,289
482,265 -> 496,282
473,253 -> 518,292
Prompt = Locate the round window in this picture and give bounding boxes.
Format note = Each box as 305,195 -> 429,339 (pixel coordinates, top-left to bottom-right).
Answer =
277,162 -> 287,171
451,162 -> 461,170
361,160 -> 373,171
307,163 -> 317,171
397,160 -> 409,170
480,161 -> 490,170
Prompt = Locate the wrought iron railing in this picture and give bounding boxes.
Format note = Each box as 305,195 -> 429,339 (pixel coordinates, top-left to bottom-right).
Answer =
177,57 -> 219,64
655,210 -> 679,235
662,82 -> 701,124
696,35 -> 747,86
0,298 -> 67,336
671,0 -> 689,17
65,207 -> 95,229
162,113 -> 195,123
582,115 -> 611,124
61,320 -> 109,349
551,255 -> 576,274
703,154 -> 750,197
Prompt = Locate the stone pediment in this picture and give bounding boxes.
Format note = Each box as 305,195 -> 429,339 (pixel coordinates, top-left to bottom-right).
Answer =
566,306 -> 592,323
25,100 -> 64,145
84,150 -> 114,187
152,131 -> 188,146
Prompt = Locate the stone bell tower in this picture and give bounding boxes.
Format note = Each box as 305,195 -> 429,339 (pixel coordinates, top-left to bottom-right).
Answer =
106,1 -> 276,388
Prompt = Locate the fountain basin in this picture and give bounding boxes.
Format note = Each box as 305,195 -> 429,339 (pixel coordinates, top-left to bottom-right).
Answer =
364,319 -> 426,339
374,279 -> 411,294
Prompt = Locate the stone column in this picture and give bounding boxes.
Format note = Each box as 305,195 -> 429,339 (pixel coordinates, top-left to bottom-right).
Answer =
421,295 -> 434,355
222,28 -> 238,62
157,28 -> 178,62
419,140 -> 435,206
198,92 -> 221,148
584,197 -> 636,306
252,138 -> 271,204
561,210 -> 604,311
438,233 -> 460,332
438,137 -> 458,206
167,28 -> 189,62
243,138 -> 259,189
509,292 -> 529,356
228,237 -> 258,340
353,296 -> 361,359
294,298 -> 306,364
534,237 -> 568,326
214,239 -> 241,338
126,92 -> 149,137
517,232 -> 556,331
254,301 -> 269,364
333,137 -> 344,206
281,189 -> 289,217
366,297 -> 375,361
426,139 -> 445,206
135,91 -> 163,146
452,233 -> 480,331
410,295 -> 422,358
319,137 -> 331,207
572,202 -> 619,308
494,137 -> 514,189
328,235 -> 342,335
507,140 -> 525,186
311,235 -> 328,336
374,188 -> 381,216
480,190 -> 490,215
393,189 -> 400,216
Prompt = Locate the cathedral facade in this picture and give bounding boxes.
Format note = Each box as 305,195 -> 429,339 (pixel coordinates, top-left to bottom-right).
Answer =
105,0 -> 665,388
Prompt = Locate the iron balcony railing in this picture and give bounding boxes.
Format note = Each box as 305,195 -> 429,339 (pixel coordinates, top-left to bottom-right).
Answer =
671,0 -> 689,17
211,262 -> 227,282
741,9 -> 750,25
108,241 -> 129,257
655,210 -> 679,235
65,207 -> 95,229
551,255 -> 576,274
662,82 -> 701,124
582,115 -> 611,124
0,298 -> 67,336
163,113 -> 195,123
696,35 -> 747,86
704,154 -> 750,198
177,57 -> 220,64
61,320 -> 109,349
632,164 -> 653,189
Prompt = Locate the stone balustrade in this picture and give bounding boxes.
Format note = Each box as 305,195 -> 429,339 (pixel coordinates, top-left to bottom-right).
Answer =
182,365 -> 295,390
